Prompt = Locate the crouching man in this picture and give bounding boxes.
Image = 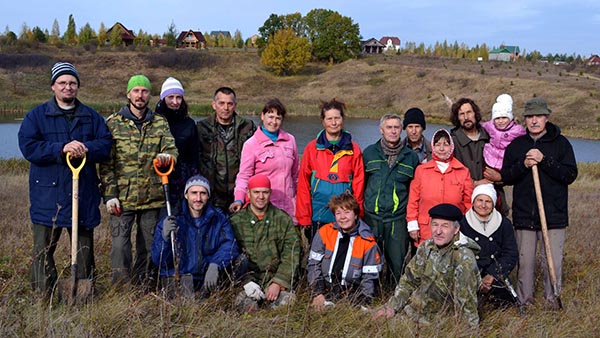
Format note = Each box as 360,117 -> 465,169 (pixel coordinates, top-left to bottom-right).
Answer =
151,175 -> 239,298
373,203 -> 481,328
230,174 -> 300,312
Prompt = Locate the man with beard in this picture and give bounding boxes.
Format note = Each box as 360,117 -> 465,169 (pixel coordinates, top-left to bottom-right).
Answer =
100,75 -> 178,287
18,62 -> 112,295
363,114 -> 418,288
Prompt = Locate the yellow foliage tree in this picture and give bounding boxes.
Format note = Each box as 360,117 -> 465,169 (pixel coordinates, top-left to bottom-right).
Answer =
260,28 -> 310,76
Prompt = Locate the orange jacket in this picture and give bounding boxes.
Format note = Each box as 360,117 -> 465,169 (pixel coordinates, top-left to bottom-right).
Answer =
406,158 -> 473,246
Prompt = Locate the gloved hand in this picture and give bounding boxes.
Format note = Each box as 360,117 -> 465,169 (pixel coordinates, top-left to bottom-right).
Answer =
155,153 -> 174,167
162,216 -> 178,241
243,281 -> 266,301
106,198 -> 121,217
203,263 -> 219,291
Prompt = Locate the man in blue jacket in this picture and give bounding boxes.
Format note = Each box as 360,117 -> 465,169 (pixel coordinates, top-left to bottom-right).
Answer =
151,175 -> 239,298
18,62 -> 112,295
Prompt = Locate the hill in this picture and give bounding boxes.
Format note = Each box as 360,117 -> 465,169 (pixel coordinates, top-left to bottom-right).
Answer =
1,46 -> 599,138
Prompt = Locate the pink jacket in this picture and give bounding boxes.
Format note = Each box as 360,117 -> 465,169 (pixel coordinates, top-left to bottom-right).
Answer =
234,127 -> 299,222
406,157 -> 474,246
481,120 -> 526,170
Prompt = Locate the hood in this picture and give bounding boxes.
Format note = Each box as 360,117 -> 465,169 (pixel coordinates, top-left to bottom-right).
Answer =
118,105 -> 154,124
155,98 -> 189,121
452,232 -> 481,254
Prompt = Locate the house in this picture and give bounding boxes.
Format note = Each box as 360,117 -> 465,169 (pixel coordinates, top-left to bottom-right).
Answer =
209,31 -> 232,40
177,30 -> 206,49
380,36 -> 401,52
361,38 -> 385,54
106,22 -> 135,46
587,54 -> 600,66
489,45 -> 520,62
249,34 -> 259,48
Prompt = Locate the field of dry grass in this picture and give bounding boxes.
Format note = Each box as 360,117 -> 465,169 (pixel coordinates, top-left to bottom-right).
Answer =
1,47 -> 599,139
0,160 -> 599,337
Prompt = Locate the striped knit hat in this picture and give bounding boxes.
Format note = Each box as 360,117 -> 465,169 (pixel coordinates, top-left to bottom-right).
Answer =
160,77 -> 184,100
51,62 -> 79,86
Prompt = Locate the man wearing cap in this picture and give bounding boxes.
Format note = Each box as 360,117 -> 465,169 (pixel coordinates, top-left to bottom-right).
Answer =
18,62 -> 112,294
400,107 -> 432,163
151,175 -> 239,298
197,87 -> 256,211
501,97 -> 577,307
100,74 -> 178,286
229,174 -> 300,312
362,113 -> 418,288
373,203 -> 481,328
155,77 -> 200,214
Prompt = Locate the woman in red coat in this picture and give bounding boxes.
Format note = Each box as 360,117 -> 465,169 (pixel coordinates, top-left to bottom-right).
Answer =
406,129 -> 473,246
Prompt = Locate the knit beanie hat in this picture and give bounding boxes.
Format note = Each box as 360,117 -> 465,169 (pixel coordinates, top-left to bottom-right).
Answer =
496,93 -> 513,107
51,62 -> 80,86
160,77 -> 184,100
471,183 -> 497,206
248,174 -> 271,190
492,101 -> 514,121
127,75 -> 152,93
403,107 -> 426,130
184,175 -> 211,196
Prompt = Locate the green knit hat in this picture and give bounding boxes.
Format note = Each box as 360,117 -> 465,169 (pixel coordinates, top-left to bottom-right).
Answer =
127,75 -> 151,93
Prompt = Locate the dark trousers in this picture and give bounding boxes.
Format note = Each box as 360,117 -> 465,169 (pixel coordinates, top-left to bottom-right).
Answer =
31,223 -> 94,293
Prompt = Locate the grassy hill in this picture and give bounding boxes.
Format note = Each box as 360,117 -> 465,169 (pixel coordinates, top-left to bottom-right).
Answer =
1,46 -> 599,138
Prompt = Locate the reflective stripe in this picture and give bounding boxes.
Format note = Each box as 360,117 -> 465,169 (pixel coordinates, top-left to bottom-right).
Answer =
309,250 -> 324,261
362,265 -> 380,273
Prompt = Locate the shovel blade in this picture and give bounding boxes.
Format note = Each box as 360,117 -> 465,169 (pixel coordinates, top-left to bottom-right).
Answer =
57,278 -> 94,305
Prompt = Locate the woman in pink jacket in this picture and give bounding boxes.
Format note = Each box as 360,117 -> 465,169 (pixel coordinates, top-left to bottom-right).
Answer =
229,98 -> 299,222
406,129 -> 473,246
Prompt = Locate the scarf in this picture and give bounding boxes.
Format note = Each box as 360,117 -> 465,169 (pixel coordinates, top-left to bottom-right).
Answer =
465,208 -> 502,237
380,139 -> 403,167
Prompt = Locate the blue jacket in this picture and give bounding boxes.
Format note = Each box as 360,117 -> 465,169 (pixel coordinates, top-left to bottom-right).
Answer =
18,98 -> 112,229
151,201 -> 240,281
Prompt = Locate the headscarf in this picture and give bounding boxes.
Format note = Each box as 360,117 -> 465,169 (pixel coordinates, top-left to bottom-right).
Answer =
431,129 -> 454,162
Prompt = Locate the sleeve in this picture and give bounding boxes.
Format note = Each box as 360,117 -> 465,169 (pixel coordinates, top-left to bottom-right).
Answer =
306,228 -> 327,295
18,110 -> 66,165
462,170 -> 474,212
351,143 -> 366,218
454,249 -> 481,327
82,111 -> 113,164
500,141 -> 528,186
538,137 -> 578,185
359,240 -> 382,301
207,216 -> 240,269
291,138 -> 299,197
387,245 -> 424,311
296,144 -> 314,226
406,166 -> 423,229
270,215 -> 300,290
233,139 -> 256,202
99,117 -> 118,200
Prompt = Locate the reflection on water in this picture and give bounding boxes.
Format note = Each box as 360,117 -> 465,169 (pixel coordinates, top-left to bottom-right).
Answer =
2,116 -> 599,162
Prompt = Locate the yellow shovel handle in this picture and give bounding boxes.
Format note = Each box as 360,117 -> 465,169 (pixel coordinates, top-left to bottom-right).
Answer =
66,152 -> 87,179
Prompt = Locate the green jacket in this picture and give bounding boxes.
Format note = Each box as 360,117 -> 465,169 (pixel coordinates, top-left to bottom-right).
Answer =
230,203 -> 300,290
363,141 -> 418,222
387,233 -> 481,327
100,106 -> 178,210
197,113 -> 256,210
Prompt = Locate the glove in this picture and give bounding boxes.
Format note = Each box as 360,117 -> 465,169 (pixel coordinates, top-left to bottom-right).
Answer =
243,281 -> 266,301
203,263 -> 219,290
162,216 -> 178,241
106,198 -> 121,217
156,153 -> 174,167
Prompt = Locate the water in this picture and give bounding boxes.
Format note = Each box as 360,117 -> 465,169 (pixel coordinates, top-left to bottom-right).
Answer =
3,117 -> 599,162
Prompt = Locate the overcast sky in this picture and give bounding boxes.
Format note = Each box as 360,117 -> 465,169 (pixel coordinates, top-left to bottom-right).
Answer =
2,0 -> 598,57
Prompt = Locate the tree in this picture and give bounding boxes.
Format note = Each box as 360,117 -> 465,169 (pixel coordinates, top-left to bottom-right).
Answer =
234,29 -> 244,48
257,12 -> 304,53
97,23 -> 107,47
31,26 -> 47,43
78,23 -> 96,44
260,28 -> 311,76
303,9 -> 361,64
64,14 -> 77,45
164,21 -> 177,47
109,25 -> 122,47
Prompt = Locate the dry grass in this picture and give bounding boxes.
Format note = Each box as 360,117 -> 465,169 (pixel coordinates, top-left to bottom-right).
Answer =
0,161 -> 599,337
1,47 -> 599,138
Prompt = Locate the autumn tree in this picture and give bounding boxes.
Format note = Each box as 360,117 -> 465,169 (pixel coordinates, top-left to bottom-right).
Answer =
234,29 -> 244,48
303,9 -> 361,64
260,28 -> 311,76
48,19 -> 60,45
109,25 -> 122,47
164,21 -> 177,47
257,12 -> 303,53
97,23 -> 107,47
64,14 -> 77,45
78,23 -> 96,44
31,26 -> 47,43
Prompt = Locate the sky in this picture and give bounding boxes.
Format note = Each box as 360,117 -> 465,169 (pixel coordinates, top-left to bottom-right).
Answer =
2,0 -> 599,57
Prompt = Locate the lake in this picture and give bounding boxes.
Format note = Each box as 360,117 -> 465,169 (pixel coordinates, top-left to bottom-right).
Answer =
3,116 -> 599,162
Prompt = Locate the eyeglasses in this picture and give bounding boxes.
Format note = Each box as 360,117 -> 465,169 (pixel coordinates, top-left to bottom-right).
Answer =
55,81 -> 78,88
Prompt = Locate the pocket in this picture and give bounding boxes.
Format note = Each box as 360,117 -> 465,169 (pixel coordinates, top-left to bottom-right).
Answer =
257,149 -> 274,163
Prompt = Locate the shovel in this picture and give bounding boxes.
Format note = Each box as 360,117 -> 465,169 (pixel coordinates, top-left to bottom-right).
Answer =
153,157 -> 179,281
532,164 -> 563,309
57,152 -> 93,305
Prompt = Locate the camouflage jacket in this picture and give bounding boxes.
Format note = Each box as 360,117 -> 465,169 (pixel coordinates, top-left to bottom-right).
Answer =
229,203 -> 300,290
387,233 -> 481,327
100,106 -> 178,210
197,113 -> 256,210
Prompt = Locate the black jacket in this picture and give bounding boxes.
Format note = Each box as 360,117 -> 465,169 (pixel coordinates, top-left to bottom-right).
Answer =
501,122 -> 577,230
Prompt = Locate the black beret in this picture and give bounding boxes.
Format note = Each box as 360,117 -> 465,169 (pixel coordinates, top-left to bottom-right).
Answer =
428,203 -> 463,222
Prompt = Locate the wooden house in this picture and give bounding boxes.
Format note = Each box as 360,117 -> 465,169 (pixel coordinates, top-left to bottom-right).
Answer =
587,54 -> 600,66
362,38 -> 385,54
489,45 -> 520,62
106,22 -> 135,46
177,30 -> 206,49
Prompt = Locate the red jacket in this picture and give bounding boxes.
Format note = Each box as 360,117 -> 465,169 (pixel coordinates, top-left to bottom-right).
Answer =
296,131 -> 364,226
406,158 -> 473,246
